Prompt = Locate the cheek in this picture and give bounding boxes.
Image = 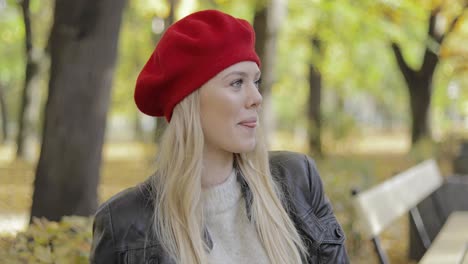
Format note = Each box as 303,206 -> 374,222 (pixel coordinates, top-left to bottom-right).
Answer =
200,100 -> 229,136
211,106 -> 237,134
203,96 -> 239,122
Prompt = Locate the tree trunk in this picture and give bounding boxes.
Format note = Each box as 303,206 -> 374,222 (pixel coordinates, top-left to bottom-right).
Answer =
391,6 -> 466,145
408,78 -> 432,144
153,0 -> 178,142
16,0 -> 41,160
0,82 -> 8,143
307,38 -> 323,156
30,0 -> 126,221
253,0 -> 283,146
392,42 -> 436,145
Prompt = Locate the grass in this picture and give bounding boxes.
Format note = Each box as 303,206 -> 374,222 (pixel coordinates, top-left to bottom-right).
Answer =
0,130 -> 463,263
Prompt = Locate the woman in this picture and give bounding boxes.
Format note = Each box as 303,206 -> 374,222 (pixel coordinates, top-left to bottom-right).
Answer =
91,9 -> 349,264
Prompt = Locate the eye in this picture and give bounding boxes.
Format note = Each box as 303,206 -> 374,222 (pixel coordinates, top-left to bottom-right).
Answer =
231,79 -> 243,88
254,78 -> 262,89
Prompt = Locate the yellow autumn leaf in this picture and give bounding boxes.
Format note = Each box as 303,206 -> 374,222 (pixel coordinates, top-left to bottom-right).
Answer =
33,245 -> 53,263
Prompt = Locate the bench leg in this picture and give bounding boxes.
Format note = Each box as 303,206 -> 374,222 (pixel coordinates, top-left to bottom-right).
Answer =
372,237 -> 389,264
410,207 -> 432,249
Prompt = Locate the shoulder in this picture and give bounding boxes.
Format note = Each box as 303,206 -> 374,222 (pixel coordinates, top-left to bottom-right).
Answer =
268,151 -> 327,216
93,179 -> 155,250
97,179 -> 154,215
91,179 -> 173,263
268,150 -> 319,191
268,150 -> 313,167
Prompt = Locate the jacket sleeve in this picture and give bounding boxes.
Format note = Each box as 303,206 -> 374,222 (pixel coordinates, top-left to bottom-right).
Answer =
305,155 -> 350,264
90,204 -> 117,263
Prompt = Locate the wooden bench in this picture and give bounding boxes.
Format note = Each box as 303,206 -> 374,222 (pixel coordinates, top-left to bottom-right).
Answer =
352,159 -> 444,263
418,211 -> 468,264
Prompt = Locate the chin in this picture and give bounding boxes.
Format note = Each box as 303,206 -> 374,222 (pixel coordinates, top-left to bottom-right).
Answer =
235,141 -> 257,153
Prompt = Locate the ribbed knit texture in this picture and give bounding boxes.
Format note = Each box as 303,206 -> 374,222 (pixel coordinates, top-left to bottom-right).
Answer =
202,171 -> 270,264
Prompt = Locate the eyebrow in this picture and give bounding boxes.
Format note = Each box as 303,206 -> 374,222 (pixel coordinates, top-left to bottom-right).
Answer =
222,71 -> 261,80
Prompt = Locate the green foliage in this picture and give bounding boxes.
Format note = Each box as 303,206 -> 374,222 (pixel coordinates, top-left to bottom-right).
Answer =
0,0 -> 53,129
323,111 -> 357,143
112,1 -> 156,116
0,216 -> 93,263
1,0 -> 466,144
204,0 -> 256,20
274,0 -> 411,138
274,0 -> 468,145
0,2 -> 23,85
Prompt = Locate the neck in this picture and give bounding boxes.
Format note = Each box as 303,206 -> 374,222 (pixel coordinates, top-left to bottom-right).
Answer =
202,146 -> 234,188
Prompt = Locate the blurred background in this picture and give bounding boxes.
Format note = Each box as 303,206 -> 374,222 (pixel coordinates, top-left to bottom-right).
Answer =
0,0 -> 467,263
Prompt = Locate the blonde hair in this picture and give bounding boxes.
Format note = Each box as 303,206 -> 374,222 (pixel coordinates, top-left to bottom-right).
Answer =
151,90 -> 308,263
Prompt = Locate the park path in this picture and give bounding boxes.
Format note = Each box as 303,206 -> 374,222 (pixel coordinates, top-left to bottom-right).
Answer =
0,213 -> 28,235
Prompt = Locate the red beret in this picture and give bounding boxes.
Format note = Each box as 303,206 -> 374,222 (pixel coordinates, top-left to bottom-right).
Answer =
134,10 -> 261,121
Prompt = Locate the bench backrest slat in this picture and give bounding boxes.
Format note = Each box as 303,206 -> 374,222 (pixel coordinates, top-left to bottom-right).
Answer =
353,159 -> 443,238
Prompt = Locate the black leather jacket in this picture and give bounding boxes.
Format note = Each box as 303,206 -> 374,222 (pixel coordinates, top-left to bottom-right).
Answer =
90,151 -> 349,263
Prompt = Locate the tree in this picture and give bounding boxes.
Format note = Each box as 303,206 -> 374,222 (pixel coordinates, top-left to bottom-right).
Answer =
307,37 -> 323,156
253,0 -> 284,145
16,0 -> 41,160
391,3 -> 468,144
30,0 -> 127,221
0,82 -> 7,143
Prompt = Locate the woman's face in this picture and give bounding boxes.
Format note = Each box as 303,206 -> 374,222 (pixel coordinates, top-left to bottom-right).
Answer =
199,61 -> 262,156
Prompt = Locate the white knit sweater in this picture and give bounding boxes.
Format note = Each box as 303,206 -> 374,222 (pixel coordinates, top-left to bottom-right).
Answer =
202,171 -> 270,264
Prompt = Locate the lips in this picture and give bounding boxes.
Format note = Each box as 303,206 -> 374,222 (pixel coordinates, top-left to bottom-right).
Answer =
239,118 -> 257,128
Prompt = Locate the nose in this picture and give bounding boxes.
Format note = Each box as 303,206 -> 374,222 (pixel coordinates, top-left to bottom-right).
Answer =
247,83 -> 263,109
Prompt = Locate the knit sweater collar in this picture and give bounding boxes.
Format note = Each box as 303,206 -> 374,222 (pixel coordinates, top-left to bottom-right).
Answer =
202,170 -> 241,215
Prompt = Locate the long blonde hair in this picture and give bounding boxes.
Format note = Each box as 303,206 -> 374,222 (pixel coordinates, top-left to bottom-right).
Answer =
151,90 -> 308,263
